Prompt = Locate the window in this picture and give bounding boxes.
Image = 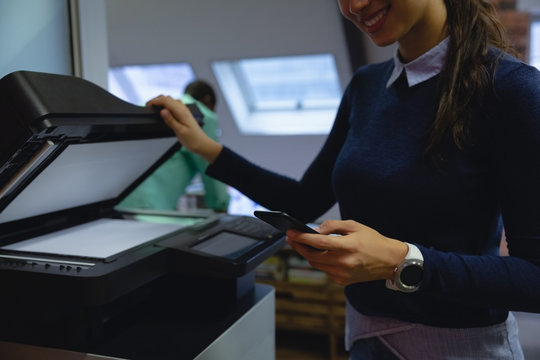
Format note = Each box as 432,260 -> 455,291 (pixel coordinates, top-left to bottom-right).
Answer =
212,54 -> 342,135
108,62 -> 195,105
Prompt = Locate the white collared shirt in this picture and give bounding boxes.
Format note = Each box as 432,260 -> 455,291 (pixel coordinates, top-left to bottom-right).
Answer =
386,37 -> 450,88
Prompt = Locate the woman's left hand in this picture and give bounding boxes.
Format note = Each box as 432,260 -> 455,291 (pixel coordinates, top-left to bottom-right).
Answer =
286,219 -> 408,286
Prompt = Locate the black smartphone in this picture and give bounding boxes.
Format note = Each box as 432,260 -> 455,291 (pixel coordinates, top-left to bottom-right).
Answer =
254,211 -> 326,251
253,210 -> 318,234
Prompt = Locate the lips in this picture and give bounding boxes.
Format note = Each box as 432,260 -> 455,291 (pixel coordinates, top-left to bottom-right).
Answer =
362,5 -> 390,33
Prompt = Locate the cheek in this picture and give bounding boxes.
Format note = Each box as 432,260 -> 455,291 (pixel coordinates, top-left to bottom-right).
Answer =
337,0 -> 348,15
338,0 -> 359,23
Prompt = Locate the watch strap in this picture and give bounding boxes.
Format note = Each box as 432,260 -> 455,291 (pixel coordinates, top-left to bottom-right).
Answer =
386,243 -> 424,292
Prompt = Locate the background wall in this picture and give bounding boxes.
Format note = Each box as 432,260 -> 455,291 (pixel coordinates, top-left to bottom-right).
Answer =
76,0 -> 108,89
0,0 -> 73,79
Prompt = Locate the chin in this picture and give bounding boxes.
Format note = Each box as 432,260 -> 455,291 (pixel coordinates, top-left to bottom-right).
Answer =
353,21 -> 398,48
369,36 -> 397,48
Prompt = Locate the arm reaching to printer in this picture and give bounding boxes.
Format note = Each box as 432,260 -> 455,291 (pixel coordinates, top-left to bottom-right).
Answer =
146,94 -> 338,221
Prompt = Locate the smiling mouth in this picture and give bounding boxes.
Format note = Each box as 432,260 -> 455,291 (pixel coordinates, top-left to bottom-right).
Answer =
362,5 -> 390,32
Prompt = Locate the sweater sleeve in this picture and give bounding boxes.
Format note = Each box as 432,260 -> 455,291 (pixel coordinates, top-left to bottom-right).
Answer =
420,61 -> 540,313
206,91 -> 352,222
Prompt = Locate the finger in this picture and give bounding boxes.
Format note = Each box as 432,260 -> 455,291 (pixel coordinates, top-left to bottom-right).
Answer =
146,94 -> 171,107
316,219 -> 361,235
287,230 -> 345,251
287,230 -> 326,249
146,96 -> 187,116
160,109 -> 182,131
145,96 -> 161,107
147,97 -> 197,129
286,237 -> 325,255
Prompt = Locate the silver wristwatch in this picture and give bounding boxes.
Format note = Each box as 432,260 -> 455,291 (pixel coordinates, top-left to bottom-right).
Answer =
386,243 -> 424,293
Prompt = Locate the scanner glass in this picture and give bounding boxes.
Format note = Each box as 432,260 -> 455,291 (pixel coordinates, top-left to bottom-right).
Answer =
1,218 -> 184,259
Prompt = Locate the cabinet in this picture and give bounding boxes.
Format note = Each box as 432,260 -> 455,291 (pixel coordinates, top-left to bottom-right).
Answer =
256,247 -> 346,360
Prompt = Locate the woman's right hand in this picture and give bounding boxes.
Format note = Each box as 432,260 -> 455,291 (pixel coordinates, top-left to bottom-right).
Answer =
146,95 -> 223,163
286,220 -> 408,286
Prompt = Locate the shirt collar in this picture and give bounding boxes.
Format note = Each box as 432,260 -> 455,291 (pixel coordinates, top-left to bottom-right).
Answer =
386,36 -> 450,88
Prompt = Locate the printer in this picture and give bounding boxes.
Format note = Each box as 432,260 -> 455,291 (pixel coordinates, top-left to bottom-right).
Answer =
0,71 -> 283,359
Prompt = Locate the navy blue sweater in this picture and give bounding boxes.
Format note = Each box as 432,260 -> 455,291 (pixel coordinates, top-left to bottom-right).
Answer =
207,52 -> 540,328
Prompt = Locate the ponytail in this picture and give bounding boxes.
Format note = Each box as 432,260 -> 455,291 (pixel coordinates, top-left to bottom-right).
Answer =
427,0 -> 512,156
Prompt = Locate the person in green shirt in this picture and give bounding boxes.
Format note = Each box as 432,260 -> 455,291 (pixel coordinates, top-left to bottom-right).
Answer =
119,80 -> 230,212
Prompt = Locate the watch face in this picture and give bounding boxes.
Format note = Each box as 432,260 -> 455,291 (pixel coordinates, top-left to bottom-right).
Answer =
400,264 -> 423,286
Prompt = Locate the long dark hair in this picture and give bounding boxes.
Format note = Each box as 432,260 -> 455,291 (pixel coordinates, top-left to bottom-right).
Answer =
427,0 -> 512,156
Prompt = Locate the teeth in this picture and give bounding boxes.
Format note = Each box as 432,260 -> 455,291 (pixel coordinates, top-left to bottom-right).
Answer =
364,8 -> 387,27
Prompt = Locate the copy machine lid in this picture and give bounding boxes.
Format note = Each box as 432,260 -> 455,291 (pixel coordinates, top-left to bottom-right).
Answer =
0,71 -> 199,238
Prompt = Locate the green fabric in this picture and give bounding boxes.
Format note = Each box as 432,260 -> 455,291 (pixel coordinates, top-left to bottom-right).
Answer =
118,94 -> 230,211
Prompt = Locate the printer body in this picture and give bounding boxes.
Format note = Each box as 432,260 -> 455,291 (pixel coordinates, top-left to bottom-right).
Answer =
0,71 -> 284,359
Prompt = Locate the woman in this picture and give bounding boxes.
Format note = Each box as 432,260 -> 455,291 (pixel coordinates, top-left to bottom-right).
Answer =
148,0 -> 540,358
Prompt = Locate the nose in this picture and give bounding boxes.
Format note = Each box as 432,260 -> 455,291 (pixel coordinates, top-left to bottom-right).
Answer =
349,0 -> 371,15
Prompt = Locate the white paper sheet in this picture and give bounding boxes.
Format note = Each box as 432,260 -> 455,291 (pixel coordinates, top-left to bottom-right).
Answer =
0,218 -> 184,259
